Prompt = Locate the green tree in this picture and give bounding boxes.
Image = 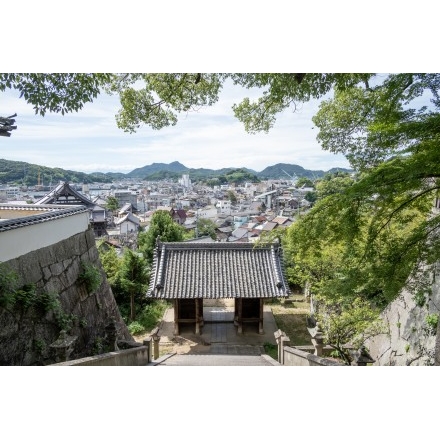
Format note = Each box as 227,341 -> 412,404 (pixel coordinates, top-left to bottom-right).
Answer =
118,250 -> 149,321
196,218 -> 217,240
105,196 -> 119,212
1,73 -> 383,138
138,210 -> 186,264
1,73 -> 380,135
0,73 -> 113,116
284,180 -> 429,308
295,177 -> 314,188
304,191 -> 317,205
97,244 -> 121,285
105,73 -> 373,133
227,190 -> 237,204
314,172 -> 354,199
309,74 -> 440,299
316,296 -> 386,365
224,168 -> 260,184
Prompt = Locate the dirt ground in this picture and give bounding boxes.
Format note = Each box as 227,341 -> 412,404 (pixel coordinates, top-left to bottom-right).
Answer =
133,298 -> 235,355
133,296 -> 311,356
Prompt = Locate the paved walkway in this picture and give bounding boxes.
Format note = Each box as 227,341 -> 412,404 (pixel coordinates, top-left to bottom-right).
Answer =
152,305 -> 280,366
154,352 -> 279,366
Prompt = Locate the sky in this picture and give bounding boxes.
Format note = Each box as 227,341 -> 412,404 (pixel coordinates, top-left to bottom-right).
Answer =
2,2 -> 437,177
1,79 -> 351,175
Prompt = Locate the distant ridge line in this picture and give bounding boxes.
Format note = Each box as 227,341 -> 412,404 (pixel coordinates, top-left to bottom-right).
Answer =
0,157 -> 352,185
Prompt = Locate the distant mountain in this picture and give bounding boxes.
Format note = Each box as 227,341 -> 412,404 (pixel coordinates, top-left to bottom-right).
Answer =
127,161 -> 188,178
0,158 -> 352,186
0,158 -> 114,186
258,163 -> 323,180
326,167 -> 353,174
124,161 -> 352,182
258,163 -> 352,180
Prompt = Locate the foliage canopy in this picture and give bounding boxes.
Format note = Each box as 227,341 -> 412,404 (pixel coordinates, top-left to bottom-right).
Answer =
266,73 -> 440,352
0,73 -> 113,116
138,210 -> 187,264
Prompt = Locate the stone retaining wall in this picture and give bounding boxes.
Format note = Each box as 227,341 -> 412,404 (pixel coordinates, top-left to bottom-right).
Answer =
0,228 -> 133,365
52,345 -> 150,366
365,262 -> 440,366
283,346 -> 344,366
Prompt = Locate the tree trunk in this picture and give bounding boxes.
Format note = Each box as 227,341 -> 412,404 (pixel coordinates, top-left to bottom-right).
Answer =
130,292 -> 135,321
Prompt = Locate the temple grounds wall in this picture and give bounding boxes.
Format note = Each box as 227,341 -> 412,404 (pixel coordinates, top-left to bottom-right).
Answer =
0,204 -> 90,261
365,262 -> 440,366
283,346 -> 344,366
52,345 -> 151,366
0,228 -> 133,365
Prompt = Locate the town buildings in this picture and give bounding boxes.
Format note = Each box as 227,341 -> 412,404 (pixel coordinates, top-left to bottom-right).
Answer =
0,174 -> 315,244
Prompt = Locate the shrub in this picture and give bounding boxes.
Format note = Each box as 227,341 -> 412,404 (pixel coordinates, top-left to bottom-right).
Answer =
34,291 -> 60,315
128,321 -> 145,335
136,301 -> 169,332
413,290 -> 427,307
78,262 -> 102,294
14,284 -> 37,310
425,314 -> 439,336
0,263 -> 18,308
263,342 -> 278,360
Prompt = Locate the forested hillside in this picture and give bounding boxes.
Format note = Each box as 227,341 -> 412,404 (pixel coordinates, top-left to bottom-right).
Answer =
0,157 -> 342,185
0,159 -> 113,185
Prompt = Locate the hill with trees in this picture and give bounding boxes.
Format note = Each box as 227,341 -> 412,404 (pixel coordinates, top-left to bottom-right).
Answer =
0,157 -> 344,185
0,158 -> 114,186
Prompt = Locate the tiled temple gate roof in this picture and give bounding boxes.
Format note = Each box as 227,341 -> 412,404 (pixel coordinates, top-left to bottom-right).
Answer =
147,240 -> 291,300
34,181 -> 95,207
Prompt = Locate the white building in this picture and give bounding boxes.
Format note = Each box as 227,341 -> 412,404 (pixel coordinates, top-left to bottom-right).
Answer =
196,205 -> 218,219
114,212 -> 140,235
216,200 -> 232,215
178,174 -> 192,189
113,190 -> 138,210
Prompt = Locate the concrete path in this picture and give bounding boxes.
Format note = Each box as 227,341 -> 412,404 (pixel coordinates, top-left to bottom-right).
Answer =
152,305 -> 280,366
154,352 -> 279,366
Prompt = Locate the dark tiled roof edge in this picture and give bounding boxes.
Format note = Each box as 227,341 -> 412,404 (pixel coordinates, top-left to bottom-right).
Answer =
0,205 -> 89,232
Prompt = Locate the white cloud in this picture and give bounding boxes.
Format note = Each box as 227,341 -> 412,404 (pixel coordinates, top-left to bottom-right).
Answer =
1,81 -> 351,174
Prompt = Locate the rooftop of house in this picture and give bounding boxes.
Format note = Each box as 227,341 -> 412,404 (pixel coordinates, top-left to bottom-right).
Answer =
114,212 -> 140,226
34,181 -> 95,207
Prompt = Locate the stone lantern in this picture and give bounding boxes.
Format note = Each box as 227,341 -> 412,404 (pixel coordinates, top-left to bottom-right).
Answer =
50,330 -> 78,363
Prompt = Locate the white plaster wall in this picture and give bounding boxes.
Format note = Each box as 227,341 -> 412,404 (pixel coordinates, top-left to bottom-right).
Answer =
0,211 -> 89,262
197,206 -> 218,219
119,221 -> 137,234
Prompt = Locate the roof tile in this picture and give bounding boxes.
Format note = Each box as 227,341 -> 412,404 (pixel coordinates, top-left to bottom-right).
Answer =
147,241 -> 290,300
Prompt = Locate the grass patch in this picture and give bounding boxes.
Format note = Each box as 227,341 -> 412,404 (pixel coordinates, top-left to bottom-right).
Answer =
128,300 -> 170,336
263,342 -> 278,360
268,294 -> 312,346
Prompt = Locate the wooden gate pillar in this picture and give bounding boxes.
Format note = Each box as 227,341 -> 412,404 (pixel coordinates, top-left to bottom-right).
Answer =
259,298 -> 264,334
237,298 -> 243,334
195,297 -> 200,335
174,299 -> 180,336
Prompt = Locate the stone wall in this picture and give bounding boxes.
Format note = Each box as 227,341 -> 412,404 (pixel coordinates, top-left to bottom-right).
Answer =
283,346 -> 344,366
365,262 -> 440,366
0,228 -> 133,365
52,345 -> 151,366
